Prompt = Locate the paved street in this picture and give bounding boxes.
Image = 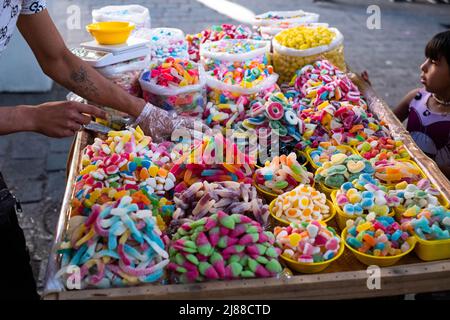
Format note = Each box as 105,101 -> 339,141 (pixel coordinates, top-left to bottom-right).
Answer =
0,0 -> 449,293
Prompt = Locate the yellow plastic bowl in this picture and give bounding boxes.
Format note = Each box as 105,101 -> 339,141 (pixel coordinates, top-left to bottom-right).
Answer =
306,145 -> 356,170
280,237 -> 345,273
413,233 -> 450,261
86,22 -> 135,45
331,190 -> 395,231
341,228 -> 416,267
253,172 -> 315,203
269,198 -> 336,227
376,159 -> 426,187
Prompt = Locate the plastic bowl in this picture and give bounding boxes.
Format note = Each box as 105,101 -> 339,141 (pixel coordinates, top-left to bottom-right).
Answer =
413,233 -> 450,261
86,22 -> 135,45
279,237 -> 345,273
253,172 -> 315,203
331,190 -> 395,231
376,159 -> 427,187
269,198 -> 336,227
341,228 -> 416,267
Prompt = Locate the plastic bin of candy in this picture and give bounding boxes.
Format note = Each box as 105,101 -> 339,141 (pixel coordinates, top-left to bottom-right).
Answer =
272,26 -> 345,83
43,71 -> 450,300
200,39 -> 271,71
139,60 -> 207,117
150,27 -> 189,61
253,10 -> 320,28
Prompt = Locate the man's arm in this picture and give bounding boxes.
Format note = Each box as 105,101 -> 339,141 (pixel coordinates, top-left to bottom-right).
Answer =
16,10 -> 146,118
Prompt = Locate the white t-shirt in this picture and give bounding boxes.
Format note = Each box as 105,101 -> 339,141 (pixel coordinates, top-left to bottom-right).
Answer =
0,0 -> 46,55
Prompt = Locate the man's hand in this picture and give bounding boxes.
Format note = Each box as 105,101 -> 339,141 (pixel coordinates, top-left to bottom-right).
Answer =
28,101 -> 106,137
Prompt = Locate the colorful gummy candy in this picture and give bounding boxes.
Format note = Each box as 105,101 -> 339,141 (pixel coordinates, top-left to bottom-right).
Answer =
169,134 -> 255,187
401,206 -> 450,240
254,153 -> 313,195
273,28 -> 345,83
72,127 -> 176,217
210,60 -> 274,88
346,215 -> 414,256
274,220 -> 341,263
373,159 -> 423,185
150,28 -> 189,61
272,184 -> 331,223
308,142 -> 355,168
186,24 -> 259,62
145,57 -> 200,87
202,100 -> 247,131
336,174 -> 399,217
314,154 -> 374,189
388,179 -> 441,210
171,181 -> 269,228
356,136 -> 409,161
167,211 -> 283,283
57,196 -> 170,289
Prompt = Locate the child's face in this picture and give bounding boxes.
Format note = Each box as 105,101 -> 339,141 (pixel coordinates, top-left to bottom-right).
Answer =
420,56 -> 450,94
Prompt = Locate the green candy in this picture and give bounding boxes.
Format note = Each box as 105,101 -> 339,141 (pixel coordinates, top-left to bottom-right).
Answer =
246,225 -> 259,234
275,181 -> 289,189
265,259 -> 282,273
265,247 -> 278,258
174,253 -> 186,265
247,258 -> 259,273
220,215 -> 235,230
241,270 -> 255,278
229,262 -> 243,277
186,254 -> 199,265
198,262 -> 213,276
198,244 -> 213,256
256,256 -> 269,265
210,252 -> 223,264
228,254 -> 241,264
256,244 -> 267,255
239,255 -> 249,266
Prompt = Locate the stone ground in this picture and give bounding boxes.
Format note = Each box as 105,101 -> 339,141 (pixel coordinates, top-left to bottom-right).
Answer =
0,0 -> 449,294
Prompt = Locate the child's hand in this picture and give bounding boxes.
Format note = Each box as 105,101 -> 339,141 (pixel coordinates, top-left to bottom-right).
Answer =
361,70 -> 372,86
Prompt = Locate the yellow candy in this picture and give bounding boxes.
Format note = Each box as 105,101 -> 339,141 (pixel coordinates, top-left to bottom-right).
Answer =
149,165 -> 159,177
80,164 -> 97,175
289,233 -> 302,247
356,222 -> 372,233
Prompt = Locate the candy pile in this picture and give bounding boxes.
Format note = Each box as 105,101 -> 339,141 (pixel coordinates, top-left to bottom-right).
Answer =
186,24 -> 259,62
275,26 -> 335,51
356,136 -> 409,161
346,215 -> 413,256
273,27 -> 345,83
72,127 -> 176,217
150,28 -> 189,61
169,134 -> 254,188
308,143 -> 355,168
388,179 -> 441,210
172,181 -> 269,227
200,39 -> 269,71
335,174 -> 399,217
254,153 -> 313,195
272,184 -> 331,223
57,196 -> 170,289
314,154 -> 374,189
202,100 -> 247,131
145,58 -> 200,87
401,206 -> 450,240
373,160 -> 423,185
167,211 -> 283,283
274,221 -> 341,263
210,61 -> 274,88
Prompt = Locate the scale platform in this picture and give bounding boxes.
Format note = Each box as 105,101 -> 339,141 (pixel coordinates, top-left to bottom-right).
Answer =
71,37 -> 151,68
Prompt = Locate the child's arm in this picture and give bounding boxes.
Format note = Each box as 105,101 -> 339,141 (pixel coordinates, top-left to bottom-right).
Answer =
393,89 -> 420,122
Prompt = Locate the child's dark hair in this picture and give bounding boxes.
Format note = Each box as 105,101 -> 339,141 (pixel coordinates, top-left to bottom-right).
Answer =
425,30 -> 450,67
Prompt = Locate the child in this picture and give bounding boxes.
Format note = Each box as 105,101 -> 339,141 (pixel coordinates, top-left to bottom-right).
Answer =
393,30 -> 450,179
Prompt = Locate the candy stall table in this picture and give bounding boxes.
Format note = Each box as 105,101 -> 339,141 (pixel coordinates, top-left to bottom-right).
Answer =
42,71 -> 450,300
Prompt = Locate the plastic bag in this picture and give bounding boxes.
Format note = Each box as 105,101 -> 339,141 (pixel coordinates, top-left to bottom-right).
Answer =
272,27 -> 345,83
253,10 -> 319,27
150,28 -> 189,61
206,72 -> 279,104
200,39 -> 270,71
92,5 -> 151,30
139,62 -> 206,117
260,22 -> 328,40
96,55 -> 150,97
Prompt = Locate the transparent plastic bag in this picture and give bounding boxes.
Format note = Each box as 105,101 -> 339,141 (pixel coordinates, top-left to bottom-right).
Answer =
206,72 -> 279,104
200,39 -> 270,71
253,10 -> 320,27
150,28 -> 189,61
260,22 -> 329,40
272,27 -> 345,83
92,5 -> 151,30
96,55 -> 150,97
139,62 -> 206,117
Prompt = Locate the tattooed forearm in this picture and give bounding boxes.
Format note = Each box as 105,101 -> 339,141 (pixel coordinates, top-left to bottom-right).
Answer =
70,66 -> 99,98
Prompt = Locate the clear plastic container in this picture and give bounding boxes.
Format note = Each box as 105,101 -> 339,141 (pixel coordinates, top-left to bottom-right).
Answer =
150,28 -> 189,61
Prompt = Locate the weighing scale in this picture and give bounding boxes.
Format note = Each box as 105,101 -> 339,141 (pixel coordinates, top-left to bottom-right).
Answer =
71,37 -> 151,68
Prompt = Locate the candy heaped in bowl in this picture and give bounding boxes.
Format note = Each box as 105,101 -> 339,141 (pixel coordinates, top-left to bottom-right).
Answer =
86,21 -> 135,45
343,215 -> 416,267
274,221 -> 344,273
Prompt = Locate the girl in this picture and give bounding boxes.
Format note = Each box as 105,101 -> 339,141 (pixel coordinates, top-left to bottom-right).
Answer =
394,30 -> 450,179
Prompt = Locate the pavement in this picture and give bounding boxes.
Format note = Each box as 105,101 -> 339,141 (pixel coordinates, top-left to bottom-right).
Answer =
0,0 -> 449,293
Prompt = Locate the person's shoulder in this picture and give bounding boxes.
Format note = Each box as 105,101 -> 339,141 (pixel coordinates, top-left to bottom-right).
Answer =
405,88 -> 422,101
